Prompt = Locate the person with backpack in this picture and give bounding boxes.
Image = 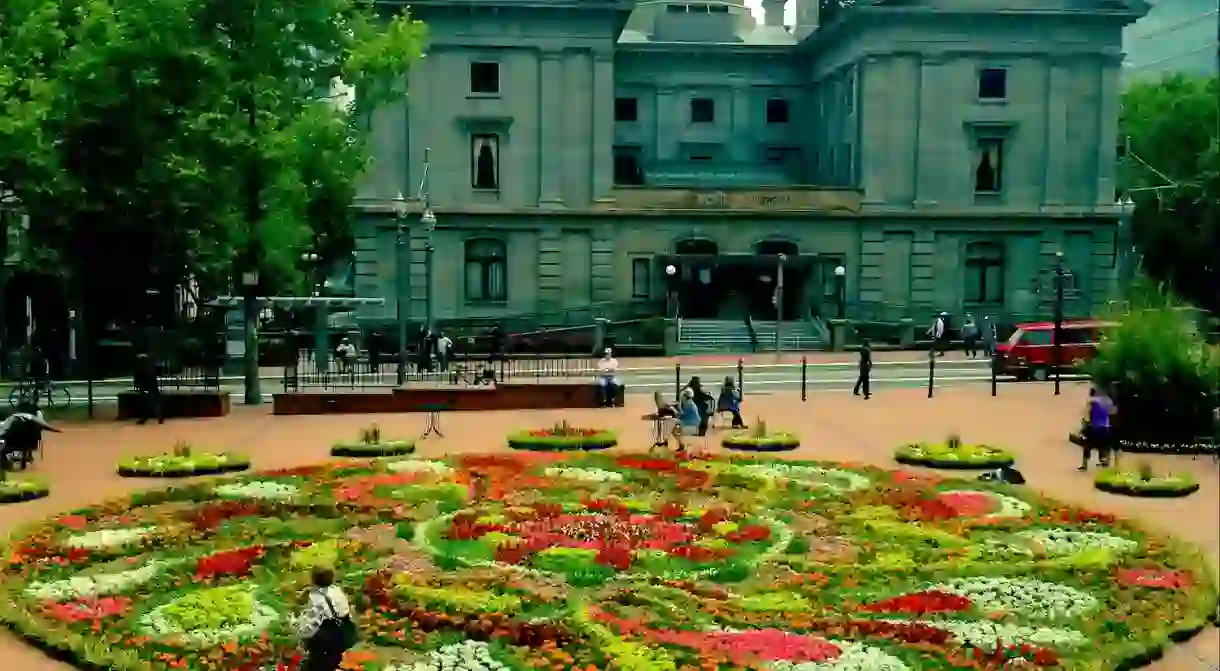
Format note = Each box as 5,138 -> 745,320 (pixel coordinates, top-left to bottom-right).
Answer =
294,567 -> 357,671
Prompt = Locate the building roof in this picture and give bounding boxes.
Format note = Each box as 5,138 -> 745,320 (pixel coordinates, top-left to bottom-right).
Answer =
618,0 -> 798,46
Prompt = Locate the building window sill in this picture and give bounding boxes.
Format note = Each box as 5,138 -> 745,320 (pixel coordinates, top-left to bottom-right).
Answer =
973,192 -> 1003,204
467,93 -> 502,100
976,98 -> 1008,105
466,299 -> 508,307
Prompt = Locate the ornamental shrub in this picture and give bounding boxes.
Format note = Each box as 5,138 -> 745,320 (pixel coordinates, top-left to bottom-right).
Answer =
1085,288 -> 1219,446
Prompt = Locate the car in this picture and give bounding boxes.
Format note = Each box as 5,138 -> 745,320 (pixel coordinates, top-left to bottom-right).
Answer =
995,319 -> 1116,381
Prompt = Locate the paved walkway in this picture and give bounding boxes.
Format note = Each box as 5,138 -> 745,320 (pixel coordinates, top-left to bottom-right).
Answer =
0,383 -> 1215,669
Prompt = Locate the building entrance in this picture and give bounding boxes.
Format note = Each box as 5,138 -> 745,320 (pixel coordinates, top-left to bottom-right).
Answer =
664,239 -> 813,321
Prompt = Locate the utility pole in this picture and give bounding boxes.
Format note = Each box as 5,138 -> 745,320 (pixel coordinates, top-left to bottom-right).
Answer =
1053,251 -> 1066,396
774,253 -> 786,356
393,194 -> 408,386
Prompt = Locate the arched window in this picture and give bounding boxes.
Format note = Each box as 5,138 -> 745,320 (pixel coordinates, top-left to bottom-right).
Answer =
964,242 -> 1004,305
674,238 -> 718,256
755,239 -> 799,256
465,239 -> 507,303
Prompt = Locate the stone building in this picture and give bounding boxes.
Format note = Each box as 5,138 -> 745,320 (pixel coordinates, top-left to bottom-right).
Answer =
351,0 -> 1147,330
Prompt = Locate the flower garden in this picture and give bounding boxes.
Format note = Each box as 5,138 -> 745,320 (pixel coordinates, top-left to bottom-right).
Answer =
0,452 -> 1216,671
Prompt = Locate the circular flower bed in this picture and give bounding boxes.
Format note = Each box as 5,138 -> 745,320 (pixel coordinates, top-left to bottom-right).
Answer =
331,440 -> 416,458
894,441 -> 1014,469
0,454 -> 1215,671
116,452 -> 250,478
722,431 -> 801,452
507,421 -> 617,451
1094,468 -> 1200,498
0,478 -> 48,504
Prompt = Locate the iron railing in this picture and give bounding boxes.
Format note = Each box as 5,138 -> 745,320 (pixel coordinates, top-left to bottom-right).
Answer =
281,353 -> 599,391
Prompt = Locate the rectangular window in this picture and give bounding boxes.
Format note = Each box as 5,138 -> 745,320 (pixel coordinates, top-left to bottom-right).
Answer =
964,242 -> 1005,304
690,97 -> 715,123
978,67 -> 1007,100
765,98 -> 789,124
470,62 -> 500,94
612,146 -> 644,185
614,97 -> 638,122
471,134 -> 500,189
631,259 -> 651,299
973,138 -> 1003,193
844,72 -> 855,114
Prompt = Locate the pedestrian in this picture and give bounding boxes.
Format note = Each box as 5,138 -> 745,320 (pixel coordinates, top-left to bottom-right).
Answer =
685,376 -> 715,436
962,315 -> 979,359
335,338 -> 357,374
294,567 -> 357,671
675,387 -> 702,457
928,312 -> 949,357
745,315 -> 758,353
132,352 -> 164,425
436,332 -> 452,372
1080,385 -> 1115,471
367,331 -> 381,374
853,338 -> 872,399
982,316 -> 997,357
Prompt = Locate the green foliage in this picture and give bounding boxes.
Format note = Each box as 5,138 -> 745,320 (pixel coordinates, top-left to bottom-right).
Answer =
1086,291 -> 1220,445
1119,74 -> 1219,313
0,0 -> 427,312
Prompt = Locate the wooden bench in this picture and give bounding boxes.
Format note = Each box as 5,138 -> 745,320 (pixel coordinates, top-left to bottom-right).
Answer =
117,390 -> 231,420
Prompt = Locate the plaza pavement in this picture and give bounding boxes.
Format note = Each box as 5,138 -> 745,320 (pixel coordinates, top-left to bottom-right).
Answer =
0,383 -> 1215,669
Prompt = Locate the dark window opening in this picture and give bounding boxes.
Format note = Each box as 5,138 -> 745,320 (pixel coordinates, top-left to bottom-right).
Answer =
978,67 -> 1007,100
690,97 -> 715,123
465,239 -> 507,303
471,134 -> 500,190
615,97 -> 638,122
766,98 -> 790,124
631,259 -> 651,299
470,61 -> 500,94
613,146 -> 644,185
974,138 -> 1003,193
964,242 -> 1004,304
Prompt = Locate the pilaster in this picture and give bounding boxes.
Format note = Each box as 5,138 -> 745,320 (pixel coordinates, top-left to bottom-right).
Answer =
537,227 -> 564,309
539,49 -> 564,206
655,87 -> 677,161
591,51 -> 615,202
859,56 -> 888,205
913,55 -> 949,207
1095,62 -> 1119,205
1043,59 -> 1073,206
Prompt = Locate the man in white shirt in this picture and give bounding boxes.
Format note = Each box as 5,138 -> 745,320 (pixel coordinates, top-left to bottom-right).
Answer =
335,338 -> 357,373
596,348 -> 620,407
436,332 -> 453,372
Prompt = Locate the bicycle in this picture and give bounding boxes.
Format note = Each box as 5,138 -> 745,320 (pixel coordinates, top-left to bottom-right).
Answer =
8,379 -> 72,410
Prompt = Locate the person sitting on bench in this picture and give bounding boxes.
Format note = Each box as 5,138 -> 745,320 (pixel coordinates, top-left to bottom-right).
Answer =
595,348 -> 620,407
716,376 -> 746,429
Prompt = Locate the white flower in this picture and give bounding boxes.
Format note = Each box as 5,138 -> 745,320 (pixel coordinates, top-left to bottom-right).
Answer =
140,591 -> 279,646
63,526 -> 157,550
936,577 -> 1099,620
213,481 -> 298,500
387,640 -> 511,671
386,459 -> 454,476
770,641 -> 910,670
543,467 -> 623,483
932,620 -> 1089,650
743,464 -> 870,492
24,559 -> 175,602
1017,529 -> 1138,556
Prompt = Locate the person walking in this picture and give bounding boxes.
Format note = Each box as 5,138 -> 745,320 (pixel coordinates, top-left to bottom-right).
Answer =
982,316 -> 997,358
294,567 -> 357,671
1080,386 -> 1115,471
853,338 -> 872,399
962,315 -> 979,359
928,312 -> 948,357
132,352 -> 164,425
436,332 -> 452,372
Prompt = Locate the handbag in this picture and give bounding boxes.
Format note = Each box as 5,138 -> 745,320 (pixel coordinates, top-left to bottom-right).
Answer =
310,590 -> 358,653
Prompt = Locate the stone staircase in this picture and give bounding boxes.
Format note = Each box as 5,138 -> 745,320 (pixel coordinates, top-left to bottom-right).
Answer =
676,319 -> 824,354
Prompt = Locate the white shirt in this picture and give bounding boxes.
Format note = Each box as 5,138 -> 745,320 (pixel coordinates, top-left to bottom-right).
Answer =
932,318 -> 945,339
0,412 -> 51,439
437,336 -> 452,353
337,343 -> 356,359
293,585 -> 351,640
598,356 -> 619,375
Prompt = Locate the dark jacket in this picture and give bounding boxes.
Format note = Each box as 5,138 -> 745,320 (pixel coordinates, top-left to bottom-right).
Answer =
134,356 -> 159,394
858,344 -> 873,371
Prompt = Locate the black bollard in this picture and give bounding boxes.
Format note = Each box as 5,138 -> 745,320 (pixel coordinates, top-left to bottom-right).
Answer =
737,358 -> 745,398
801,356 -> 808,401
674,362 -> 681,401
990,352 -> 998,397
927,346 -> 936,398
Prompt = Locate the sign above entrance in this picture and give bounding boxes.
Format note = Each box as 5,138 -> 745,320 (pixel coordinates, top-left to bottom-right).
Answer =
601,187 -> 861,213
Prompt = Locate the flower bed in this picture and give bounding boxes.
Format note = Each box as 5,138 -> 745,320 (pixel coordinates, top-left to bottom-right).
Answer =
0,453 -> 1215,671
0,478 -> 48,504
331,440 -> 416,458
895,439 -> 1014,469
721,432 -> 801,452
116,452 -> 250,478
1094,468 -> 1200,498
507,421 -> 617,451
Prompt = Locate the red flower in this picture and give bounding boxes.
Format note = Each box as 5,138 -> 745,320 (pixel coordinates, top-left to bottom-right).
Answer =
189,500 -> 265,531
655,501 -> 685,519
195,546 -> 264,580
595,544 -> 634,570
1117,568 -> 1193,589
43,596 -> 131,624
937,491 -> 995,517
861,590 -> 973,614
264,465 -> 327,477
615,456 -> 678,472
494,544 -> 533,565
56,515 -> 90,531
724,524 -> 772,543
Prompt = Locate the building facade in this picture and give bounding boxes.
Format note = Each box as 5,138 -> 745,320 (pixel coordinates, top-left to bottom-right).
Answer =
351,0 -> 1148,327
1122,0 -> 1218,81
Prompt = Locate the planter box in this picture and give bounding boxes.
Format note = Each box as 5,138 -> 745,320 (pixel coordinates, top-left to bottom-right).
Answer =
116,390 -> 231,419
272,382 -> 627,415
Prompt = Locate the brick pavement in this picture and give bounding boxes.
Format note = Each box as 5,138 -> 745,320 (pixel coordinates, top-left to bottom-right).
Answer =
0,383 -> 1215,669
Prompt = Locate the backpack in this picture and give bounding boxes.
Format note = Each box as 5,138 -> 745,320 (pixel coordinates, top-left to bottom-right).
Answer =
309,591 -> 358,654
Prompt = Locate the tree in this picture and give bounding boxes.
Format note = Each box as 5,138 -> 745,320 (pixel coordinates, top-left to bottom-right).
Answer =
1118,73 -> 1219,314
0,0 -> 426,326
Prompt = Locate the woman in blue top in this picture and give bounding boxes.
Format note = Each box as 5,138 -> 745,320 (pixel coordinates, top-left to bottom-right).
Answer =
1081,385 -> 1115,471
676,387 -> 702,455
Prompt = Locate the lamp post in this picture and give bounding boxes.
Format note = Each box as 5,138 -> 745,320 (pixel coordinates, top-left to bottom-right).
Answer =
665,264 -> 678,318
1053,251 -> 1066,396
241,269 -> 261,405
421,207 -> 437,330
833,264 -> 847,320
774,253 -> 787,354
392,193 -> 409,386
1115,195 -> 1136,295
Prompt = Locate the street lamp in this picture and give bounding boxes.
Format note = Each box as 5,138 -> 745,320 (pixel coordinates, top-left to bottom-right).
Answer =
300,252 -> 320,296
1052,251 -> 1069,396
833,264 -> 847,320
241,269 -> 260,405
1115,195 -> 1136,294
421,207 -> 437,331
392,192 -> 409,385
774,253 -> 787,354
664,264 -> 678,318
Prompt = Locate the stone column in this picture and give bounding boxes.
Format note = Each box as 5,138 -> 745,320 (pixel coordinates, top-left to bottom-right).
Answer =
540,49 -> 564,205
1095,56 -> 1120,205
591,51 -> 615,201
913,54 -> 948,207
860,56 -> 888,205
655,87 -> 677,161
1043,59 -> 1073,206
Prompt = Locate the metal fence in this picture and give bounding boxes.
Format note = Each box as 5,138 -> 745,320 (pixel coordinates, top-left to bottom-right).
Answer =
281,353 -> 599,391
157,362 -> 222,390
